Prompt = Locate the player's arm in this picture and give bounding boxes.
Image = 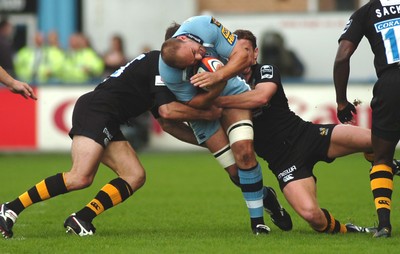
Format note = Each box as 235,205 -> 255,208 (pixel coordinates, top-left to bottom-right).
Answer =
0,66 -> 37,100
214,82 -> 277,109
156,118 -> 203,147
158,101 -> 222,121
333,39 -> 357,123
185,81 -> 226,109
191,40 -> 252,88
334,39 -> 356,108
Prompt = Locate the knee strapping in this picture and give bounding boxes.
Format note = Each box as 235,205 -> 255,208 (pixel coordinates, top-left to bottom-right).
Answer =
226,120 -> 254,145
213,144 -> 235,168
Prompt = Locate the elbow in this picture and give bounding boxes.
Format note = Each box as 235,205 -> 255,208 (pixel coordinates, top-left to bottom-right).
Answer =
254,96 -> 269,107
158,104 -> 174,120
334,56 -> 349,67
258,97 -> 269,106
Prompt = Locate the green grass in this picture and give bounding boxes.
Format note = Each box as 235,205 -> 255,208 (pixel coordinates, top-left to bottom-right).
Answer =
0,151 -> 399,253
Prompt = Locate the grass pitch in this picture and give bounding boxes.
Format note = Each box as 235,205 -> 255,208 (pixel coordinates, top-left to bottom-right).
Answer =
0,151 -> 399,253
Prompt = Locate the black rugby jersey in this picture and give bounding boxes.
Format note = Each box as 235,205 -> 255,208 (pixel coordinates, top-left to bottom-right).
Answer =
249,64 -> 308,159
339,0 -> 400,76
89,50 -> 175,123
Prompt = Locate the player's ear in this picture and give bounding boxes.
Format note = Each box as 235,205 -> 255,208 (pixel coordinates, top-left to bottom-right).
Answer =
176,35 -> 187,41
254,47 -> 259,61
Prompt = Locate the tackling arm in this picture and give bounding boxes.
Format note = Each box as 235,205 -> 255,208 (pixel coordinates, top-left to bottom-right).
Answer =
156,118 -> 202,146
186,81 -> 226,109
214,82 -> 277,109
158,101 -> 222,121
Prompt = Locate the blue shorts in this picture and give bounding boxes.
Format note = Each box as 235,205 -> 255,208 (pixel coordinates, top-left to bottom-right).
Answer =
190,76 -> 250,144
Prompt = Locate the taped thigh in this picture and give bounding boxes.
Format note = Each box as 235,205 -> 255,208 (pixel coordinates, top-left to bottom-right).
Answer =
226,120 -> 254,145
213,144 -> 235,168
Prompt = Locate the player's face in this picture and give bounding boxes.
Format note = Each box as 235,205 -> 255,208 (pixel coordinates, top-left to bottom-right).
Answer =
176,40 -> 206,68
240,39 -> 258,77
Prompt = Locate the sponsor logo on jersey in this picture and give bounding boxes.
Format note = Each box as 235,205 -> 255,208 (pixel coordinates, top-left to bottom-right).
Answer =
155,75 -> 165,86
342,19 -> 352,34
319,127 -> 329,136
210,17 -> 221,27
210,16 -> 235,45
184,33 -> 203,45
260,65 -> 273,79
283,174 -> 294,183
198,133 -> 206,141
374,17 -> 400,32
277,165 -> 297,182
103,127 -> 113,147
221,26 -> 236,45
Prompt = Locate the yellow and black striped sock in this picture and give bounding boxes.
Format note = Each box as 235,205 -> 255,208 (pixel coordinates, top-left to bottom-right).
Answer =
316,208 -> 347,234
75,178 -> 133,222
370,164 -> 393,229
7,173 -> 68,215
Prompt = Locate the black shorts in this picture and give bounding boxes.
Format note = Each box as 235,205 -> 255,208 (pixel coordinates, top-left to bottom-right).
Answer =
262,124 -> 336,190
69,92 -> 126,148
371,68 -> 400,141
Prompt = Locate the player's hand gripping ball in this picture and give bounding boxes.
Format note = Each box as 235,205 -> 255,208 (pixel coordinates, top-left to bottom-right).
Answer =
196,57 -> 224,91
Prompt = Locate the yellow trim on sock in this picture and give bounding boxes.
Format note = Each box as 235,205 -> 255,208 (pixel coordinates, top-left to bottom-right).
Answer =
36,180 -> 50,200
340,224 -> 347,233
370,164 -> 392,174
370,178 -> 393,190
19,192 -> 33,208
61,172 -> 68,191
328,213 -> 335,233
101,184 -> 122,205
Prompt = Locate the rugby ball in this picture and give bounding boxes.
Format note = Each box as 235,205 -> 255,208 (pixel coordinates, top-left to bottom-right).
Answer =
196,57 -> 224,74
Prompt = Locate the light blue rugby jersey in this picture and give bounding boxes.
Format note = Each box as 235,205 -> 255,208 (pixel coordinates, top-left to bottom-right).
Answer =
159,15 -> 238,102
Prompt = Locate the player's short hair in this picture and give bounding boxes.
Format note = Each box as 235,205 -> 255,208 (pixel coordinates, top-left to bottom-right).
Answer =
234,29 -> 257,49
161,38 -> 184,68
165,22 -> 180,41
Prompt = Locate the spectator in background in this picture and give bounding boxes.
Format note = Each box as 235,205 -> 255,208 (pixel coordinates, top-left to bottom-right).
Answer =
259,31 -> 304,78
46,31 -> 65,83
0,18 -> 15,77
103,34 -> 127,77
140,44 -> 152,53
14,31 -> 65,84
47,30 -> 60,48
61,33 -> 104,84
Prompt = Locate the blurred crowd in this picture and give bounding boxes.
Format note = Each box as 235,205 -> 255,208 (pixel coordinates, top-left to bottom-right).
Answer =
1,16 -> 305,86
0,18 -> 131,85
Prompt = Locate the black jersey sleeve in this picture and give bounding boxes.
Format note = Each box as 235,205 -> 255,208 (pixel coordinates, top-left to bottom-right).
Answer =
339,4 -> 368,46
253,64 -> 282,86
150,86 -> 177,119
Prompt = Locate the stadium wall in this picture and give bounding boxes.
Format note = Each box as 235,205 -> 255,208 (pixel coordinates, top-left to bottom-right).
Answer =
0,84 -> 374,152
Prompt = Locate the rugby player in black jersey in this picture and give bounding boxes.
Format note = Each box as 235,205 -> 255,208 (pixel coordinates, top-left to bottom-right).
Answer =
0,24 -> 290,238
214,29 -> 399,235
0,25 -> 223,238
334,0 -> 400,238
